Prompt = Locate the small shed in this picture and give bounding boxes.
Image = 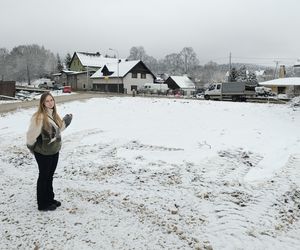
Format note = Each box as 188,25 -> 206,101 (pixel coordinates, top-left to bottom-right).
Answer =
0,81 -> 16,97
165,75 -> 196,96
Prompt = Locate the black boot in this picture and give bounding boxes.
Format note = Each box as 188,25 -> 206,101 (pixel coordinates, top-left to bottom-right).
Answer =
52,200 -> 61,207
38,203 -> 57,211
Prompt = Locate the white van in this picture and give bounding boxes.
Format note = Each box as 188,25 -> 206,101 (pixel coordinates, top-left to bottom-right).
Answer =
32,78 -> 54,88
140,83 -> 169,94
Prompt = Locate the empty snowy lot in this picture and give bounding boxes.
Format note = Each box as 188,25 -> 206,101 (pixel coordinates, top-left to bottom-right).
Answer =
0,97 -> 300,250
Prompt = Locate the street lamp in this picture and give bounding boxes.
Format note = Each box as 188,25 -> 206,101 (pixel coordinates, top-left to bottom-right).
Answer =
86,65 -> 89,90
109,48 -> 120,93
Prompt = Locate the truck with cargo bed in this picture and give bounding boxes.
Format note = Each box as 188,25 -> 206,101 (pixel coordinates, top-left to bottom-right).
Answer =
204,82 -> 256,101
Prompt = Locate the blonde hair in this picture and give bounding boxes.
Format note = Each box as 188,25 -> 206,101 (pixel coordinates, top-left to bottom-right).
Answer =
34,92 -> 63,131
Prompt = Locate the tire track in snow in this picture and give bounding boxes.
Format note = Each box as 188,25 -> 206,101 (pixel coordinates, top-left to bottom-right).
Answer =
188,149 -> 300,249
203,153 -> 300,249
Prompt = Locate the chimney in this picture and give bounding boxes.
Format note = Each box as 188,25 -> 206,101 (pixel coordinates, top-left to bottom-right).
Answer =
279,65 -> 286,78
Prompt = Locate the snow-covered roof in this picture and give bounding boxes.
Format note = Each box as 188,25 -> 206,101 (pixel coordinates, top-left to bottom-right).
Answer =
294,59 -> 300,67
226,70 -> 264,77
91,60 -> 140,78
170,76 -> 195,89
260,77 -> 300,86
255,70 -> 265,76
31,78 -> 53,85
70,71 -> 95,75
76,52 -> 119,68
52,69 -> 87,76
62,70 -> 78,74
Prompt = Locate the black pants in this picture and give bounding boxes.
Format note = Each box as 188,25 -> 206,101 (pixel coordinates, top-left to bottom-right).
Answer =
34,152 -> 59,209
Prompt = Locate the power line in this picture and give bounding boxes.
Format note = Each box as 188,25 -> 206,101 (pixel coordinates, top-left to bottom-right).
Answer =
206,56 -> 297,66
232,56 -> 297,60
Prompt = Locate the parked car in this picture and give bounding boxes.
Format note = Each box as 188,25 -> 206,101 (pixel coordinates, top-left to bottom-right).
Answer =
193,88 -> 205,98
33,78 -> 54,88
255,86 -> 275,97
194,93 -> 204,99
277,94 -> 289,100
139,83 -> 169,95
52,83 -> 63,90
38,83 -> 49,89
63,86 -> 71,93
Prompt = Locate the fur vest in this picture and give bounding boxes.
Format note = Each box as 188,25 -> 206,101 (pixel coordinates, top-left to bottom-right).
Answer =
26,109 -> 71,155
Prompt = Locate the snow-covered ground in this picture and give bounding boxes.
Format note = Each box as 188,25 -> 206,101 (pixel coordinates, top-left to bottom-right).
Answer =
1,89 -> 76,104
0,97 -> 300,249
0,100 -> 21,104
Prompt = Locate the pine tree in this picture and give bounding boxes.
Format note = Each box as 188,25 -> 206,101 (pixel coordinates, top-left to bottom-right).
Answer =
229,67 -> 238,82
236,65 -> 247,82
57,54 -> 63,71
64,53 -> 72,70
248,72 -> 258,85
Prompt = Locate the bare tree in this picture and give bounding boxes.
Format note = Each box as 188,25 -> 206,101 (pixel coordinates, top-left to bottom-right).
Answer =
4,44 -> 57,83
127,46 -> 147,61
163,53 -> 184,75
179,47 -> 200,74
0,48 -> 9,80
127,46 -> 159,73
203,61 -> 218,82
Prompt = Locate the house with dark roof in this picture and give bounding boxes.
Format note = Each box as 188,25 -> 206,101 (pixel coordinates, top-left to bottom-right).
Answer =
165,75 -> 196,96
91,60 -> 155,94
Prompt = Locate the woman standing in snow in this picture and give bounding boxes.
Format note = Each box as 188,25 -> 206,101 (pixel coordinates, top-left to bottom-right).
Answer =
26,92 -> 72,211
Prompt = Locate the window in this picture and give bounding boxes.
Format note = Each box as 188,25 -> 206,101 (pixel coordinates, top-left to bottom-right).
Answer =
141,73 -> 146,79
217,84 -> 221,89
131,85 -> 137,91
132,73 -> 137,78
208,84 -> 215,91
277,86 -> 286,94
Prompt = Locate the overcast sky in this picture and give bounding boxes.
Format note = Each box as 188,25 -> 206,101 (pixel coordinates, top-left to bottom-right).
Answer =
1,0 -> 300,66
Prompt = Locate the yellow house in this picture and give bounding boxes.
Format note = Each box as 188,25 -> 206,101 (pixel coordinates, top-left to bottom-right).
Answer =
69,52 -> 119,72
53,52 -> 122,90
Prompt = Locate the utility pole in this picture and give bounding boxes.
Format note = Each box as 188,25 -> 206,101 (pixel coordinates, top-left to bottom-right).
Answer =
273,60 -> 280,79
86,65 -> 89,90
228,52 -> 232,82
184,54 -> 188,74
109,48 -> 120,93
26,62 -> 31,85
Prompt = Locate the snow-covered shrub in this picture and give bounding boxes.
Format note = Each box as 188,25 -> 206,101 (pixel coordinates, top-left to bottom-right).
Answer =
289,96 -> 300,107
